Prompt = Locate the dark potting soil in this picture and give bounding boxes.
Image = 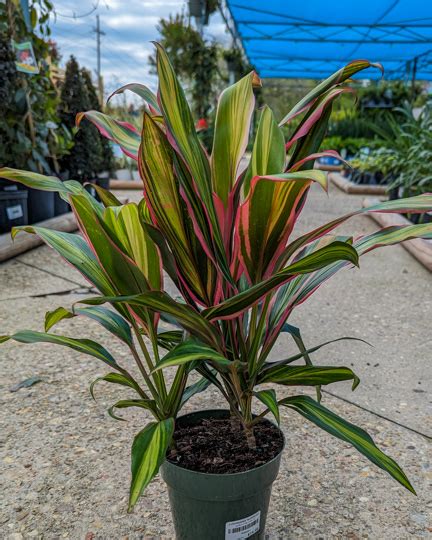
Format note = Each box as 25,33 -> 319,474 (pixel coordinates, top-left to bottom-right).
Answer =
166,417 -> 284,474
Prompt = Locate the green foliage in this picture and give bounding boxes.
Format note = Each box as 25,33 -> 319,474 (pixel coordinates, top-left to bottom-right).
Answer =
2,48 -> 430,508
149,13 -> 219,119
81,67 -> 114,172
328,80 -> 427,141
58,56 -> 105,181
0,0 -> 71,173
351,103 -> 432,198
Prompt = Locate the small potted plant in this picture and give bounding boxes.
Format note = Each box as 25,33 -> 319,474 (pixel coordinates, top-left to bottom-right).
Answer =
1,45 -> 432,539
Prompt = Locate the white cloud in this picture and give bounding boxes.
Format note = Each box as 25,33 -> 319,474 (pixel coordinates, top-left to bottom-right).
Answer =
50,0 -> 228,100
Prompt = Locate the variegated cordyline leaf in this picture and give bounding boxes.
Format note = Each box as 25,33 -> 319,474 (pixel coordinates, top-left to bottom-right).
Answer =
139,113 -> 210,305
265,222 -> 432,356
286,87 -> 353,151
237,170 -> 328,283
243,105 -> 285,197
107,83 -> 160,115
0,330 -> 121,371
78,292 -> 222,350
76,110 -> 140,160
129,418 -> 174,511
211,70 -> 261,206
154,42 -> 232,287
0,168 -> 101,211
278,193 -> 432,268
103,203 -> 162,292
11,226 -> 116,295
152,339 -> 231,372
202,241 -> 358,321
280,395 -> 415,494
288,150 -> 347,172
45,305 -> 133,345
279,60 -> 383,126
70,194 -> 154,327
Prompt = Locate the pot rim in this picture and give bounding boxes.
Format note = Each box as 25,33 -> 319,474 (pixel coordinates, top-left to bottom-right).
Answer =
164,408 -> 285,479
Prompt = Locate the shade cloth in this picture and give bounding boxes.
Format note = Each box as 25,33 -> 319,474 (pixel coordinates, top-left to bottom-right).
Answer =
226,1 -> 432,80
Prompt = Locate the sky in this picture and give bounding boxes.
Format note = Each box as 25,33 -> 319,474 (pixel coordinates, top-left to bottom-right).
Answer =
50,0 -> 230,100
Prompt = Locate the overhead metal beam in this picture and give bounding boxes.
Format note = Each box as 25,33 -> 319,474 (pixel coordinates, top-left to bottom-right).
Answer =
235,21 -> 432,29
242,36 -> 432,44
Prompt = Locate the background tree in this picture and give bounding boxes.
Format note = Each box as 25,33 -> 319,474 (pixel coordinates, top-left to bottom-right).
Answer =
81,67 -> 114,173
149,13 -> 219,119
58,56 -> 104,181
0,0 -> 69,173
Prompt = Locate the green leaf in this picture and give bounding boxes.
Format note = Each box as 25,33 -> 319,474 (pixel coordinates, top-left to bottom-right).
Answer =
152,339 -> 231,373
211,71 -> 258,205
280,395 -> 415,494
0,168 -> 101,211
108,399 -> 157,421
70,195 -> 151,300
180,375 -> 212,408
76,111 -> 140,160
203,241 -> 359,321
90,372 -> 142,401
129,418 -> 174,510
92,184 -> 122,207
138,113 -> 206,301
238,170 -> 328,282
102,203 -> 161,291
157,330 -> 183,351
281,323 -> 322,401
11,226 -> 115,296
154,43 -> 211,206
280,60 -> 382,126
0,330 -> 120,370
45,307 -> 75,332
243,105 -> 285,196
78,291 -> 221,349
254,389 -> 280,425
259,365 -> 360,390
108,83 -> 160,114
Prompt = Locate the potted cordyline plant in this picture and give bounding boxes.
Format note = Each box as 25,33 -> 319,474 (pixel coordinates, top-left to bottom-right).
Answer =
2,44 -> 432,539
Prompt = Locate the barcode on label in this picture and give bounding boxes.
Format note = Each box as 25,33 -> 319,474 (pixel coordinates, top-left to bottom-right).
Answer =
225,510 -> 261,540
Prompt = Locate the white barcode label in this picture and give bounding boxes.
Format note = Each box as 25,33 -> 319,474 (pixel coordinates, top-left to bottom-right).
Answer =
6,205 -> 23,220
225,510 -> 261,540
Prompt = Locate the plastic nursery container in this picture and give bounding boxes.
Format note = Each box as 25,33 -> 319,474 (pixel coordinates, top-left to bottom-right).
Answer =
0,189 -> 28,233
160,409 -> 284,540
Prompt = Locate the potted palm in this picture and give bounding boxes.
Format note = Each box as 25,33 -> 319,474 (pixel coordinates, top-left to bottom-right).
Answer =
1,45 -> 432,539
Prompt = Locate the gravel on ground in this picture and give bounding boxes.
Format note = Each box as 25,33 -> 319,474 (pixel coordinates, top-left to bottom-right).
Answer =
0,186 -> 430,539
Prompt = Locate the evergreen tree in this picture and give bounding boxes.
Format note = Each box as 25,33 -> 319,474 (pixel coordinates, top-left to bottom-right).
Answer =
58,56 -> 103,181
81,67 -> 114,173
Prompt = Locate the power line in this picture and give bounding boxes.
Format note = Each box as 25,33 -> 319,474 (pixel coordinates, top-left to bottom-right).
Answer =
56,0 -> 103,20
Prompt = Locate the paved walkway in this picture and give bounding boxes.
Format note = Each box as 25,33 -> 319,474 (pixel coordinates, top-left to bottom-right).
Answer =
0,186 -> 431,539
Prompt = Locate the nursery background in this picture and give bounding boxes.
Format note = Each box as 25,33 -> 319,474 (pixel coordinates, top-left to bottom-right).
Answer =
0,0 -> 431,538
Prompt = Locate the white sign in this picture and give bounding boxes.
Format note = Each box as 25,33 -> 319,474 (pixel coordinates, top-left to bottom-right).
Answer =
6,205 -> 24,220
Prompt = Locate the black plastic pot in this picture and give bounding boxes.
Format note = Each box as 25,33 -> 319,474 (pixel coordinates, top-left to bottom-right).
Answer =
0,190 -> 28,233
27,188 -> 55,223
160,410 -> 284,540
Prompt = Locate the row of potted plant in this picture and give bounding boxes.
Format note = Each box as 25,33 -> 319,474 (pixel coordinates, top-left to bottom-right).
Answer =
1,46 -> 432,538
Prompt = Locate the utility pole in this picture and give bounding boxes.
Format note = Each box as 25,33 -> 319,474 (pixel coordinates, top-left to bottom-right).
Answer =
93,15 -> 105,106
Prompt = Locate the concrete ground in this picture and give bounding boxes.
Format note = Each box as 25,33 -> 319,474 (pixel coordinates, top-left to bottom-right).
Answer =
0,185 -> 431,539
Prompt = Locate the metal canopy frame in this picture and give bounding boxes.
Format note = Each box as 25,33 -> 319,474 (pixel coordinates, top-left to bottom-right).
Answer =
223,1 -> 432,80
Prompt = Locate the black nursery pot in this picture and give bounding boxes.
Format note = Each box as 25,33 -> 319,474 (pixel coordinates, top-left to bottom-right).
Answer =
27,188 -> 55,223
160,410 -> 284,540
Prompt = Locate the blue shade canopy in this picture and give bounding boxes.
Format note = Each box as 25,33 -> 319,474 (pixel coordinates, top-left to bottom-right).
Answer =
226,1 -> 432,80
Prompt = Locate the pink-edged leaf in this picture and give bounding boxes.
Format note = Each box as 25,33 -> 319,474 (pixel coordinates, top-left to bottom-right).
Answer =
237,170 -> 328,283
280,60 -> 383,126
211,71 -> 260,206
76,110 -> 140,160
107,83 -> 160,114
